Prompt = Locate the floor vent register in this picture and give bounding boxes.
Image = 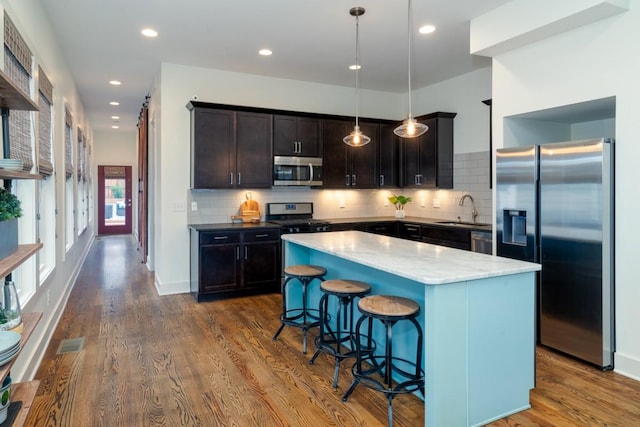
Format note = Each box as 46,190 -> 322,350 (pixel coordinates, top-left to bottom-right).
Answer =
56,337 -> 85,355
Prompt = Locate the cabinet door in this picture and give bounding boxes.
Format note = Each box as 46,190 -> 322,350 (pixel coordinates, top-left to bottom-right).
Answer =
379,124 -> 399,188
401,135 -> 421,188
273,116 -> 321,156
418,117 -> 438,188
321,119 -> 350,188
191,108 -> 235,189
398,223 -> 422,241
365,222 -> 398,237
273,115 -> 298,155
236,112 -> 273,188
296,117 -> 321,156
200,243 -> 240,293
349,122 -> 378,189
243,241 -> 281,290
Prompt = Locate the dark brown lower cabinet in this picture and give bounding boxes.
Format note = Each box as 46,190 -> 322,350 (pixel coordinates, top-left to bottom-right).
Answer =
190,227 -> 281,301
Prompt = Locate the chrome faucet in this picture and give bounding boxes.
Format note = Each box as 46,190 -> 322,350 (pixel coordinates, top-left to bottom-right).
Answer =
459,194 -> 478,224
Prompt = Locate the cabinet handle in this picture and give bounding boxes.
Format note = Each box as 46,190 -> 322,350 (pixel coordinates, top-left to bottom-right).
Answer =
352,175 -> 356,186
236,247 -> 240,260
214,236 -> 229,240
345,175 -> 350,186
308,163 -> 313,184
237,173 -> 241,185
244,246 -> 248,260
255,233 -> 269,238
230,173 -> 234,185
379,175 -> 384,186
293,141 -> 297,153
297,141 -> 302,153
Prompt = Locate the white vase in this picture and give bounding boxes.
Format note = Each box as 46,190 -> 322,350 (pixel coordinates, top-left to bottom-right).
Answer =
395,209 -> 405,219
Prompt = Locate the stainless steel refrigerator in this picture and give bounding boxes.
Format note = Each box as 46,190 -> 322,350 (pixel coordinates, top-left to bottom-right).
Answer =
496,138 -> 614,369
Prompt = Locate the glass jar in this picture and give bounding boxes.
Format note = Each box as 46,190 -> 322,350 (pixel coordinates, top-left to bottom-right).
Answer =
0,281 -> 22,332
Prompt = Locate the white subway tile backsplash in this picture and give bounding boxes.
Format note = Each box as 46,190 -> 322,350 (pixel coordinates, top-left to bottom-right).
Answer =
187,151 -> 493,225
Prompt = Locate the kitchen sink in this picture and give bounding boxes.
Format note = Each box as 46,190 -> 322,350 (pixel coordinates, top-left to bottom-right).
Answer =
435,221 -> 491,227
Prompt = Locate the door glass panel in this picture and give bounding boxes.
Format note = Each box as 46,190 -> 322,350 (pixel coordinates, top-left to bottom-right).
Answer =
104,166 -> 126,227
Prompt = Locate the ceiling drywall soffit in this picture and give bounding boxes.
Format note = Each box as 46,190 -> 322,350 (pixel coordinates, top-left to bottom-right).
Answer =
470,0 -> 630,57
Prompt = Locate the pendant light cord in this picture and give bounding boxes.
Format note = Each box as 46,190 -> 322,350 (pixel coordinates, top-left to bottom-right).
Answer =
406,0 -> 413,118
355,13 -> 361,128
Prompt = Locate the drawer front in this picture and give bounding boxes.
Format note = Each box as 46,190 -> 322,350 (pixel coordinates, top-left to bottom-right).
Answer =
243,229 -> 281,242
398,223 -> 422,241
200,231 -> 240,245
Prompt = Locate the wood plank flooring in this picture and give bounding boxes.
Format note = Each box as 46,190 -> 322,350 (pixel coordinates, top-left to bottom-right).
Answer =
25,235 -> 640,426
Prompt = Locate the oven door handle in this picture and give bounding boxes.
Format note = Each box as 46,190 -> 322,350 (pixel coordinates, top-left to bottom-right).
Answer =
308,163 -> 313,184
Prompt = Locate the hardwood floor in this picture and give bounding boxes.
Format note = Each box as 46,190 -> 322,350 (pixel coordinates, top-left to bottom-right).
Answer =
25,235 -> 640,426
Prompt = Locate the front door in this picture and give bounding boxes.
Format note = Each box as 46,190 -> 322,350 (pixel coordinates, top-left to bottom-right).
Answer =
98,165 -> 132,235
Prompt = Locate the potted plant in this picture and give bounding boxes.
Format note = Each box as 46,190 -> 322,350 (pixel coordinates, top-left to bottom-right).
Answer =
388,194 -> 412,218
0,187 -> 22,259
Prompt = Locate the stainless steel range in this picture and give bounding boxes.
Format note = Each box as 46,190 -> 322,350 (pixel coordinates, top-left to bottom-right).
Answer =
266,202 -> 331,234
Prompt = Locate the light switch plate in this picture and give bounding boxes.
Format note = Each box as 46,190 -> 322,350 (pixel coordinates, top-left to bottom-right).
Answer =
433,198 -> 440,208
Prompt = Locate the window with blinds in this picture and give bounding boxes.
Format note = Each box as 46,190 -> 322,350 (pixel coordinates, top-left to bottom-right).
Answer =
76,128 -> 84,182
3,13 -> 34,172
38,66 -> 54,176
65,107 -> 73,180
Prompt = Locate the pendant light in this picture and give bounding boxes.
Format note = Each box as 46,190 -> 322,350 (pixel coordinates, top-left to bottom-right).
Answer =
343,7 -> 371,147
394,0 -> 428,138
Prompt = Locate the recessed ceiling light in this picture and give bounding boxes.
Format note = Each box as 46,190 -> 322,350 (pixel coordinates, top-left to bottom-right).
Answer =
112,125 -> 120,129
109,101 -> 120,106
419,24 -> 436,34
109,80 -> 122,86
141,28 -> 158,38
111,115 -> 120,120
349,64 -> 362,71
258,49 -> 272,56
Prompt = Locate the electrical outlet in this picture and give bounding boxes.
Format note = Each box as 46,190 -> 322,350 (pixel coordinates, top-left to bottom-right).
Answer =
339,199 -> 346,208
433,198 -> 440,208
173,202 -> 186,212
191,201 -> 198,211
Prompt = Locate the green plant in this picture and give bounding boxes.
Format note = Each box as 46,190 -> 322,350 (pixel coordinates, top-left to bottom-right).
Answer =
0,188 -> 22,221
111,184 -> 124,199
388,194 -> 412,210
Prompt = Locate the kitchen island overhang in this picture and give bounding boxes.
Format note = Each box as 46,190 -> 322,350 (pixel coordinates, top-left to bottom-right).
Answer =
281,231 -> 541,427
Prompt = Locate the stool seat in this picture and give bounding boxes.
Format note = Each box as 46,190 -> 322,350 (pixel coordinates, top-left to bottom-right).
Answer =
321,279 -> 371,295
284,264 -> 327,277
358,295 -> 419,318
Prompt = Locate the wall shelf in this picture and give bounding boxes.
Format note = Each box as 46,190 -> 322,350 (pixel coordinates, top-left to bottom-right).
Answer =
0,170 -> 42,181
0,69 -> 39,112
0,244 -> 43,279
0,312 -> 43,427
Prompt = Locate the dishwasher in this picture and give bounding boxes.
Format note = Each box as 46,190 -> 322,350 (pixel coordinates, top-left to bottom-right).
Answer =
470,230 -> 493,254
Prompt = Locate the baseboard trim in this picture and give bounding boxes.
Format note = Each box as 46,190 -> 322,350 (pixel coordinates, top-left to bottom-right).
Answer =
614,352 -> 640,381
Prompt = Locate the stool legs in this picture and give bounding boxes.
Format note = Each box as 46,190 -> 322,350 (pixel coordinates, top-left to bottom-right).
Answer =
342,314 -> 424,427
273,275 -> 322,354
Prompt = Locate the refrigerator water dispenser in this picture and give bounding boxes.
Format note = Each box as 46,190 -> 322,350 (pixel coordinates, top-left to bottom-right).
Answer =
502,210 -> 527,245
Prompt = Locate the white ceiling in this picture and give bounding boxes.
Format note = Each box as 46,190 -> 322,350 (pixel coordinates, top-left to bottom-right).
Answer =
39,0 -> 511,132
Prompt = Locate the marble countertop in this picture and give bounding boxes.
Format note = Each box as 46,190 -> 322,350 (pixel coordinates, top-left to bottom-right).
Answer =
282,231 -> 540,285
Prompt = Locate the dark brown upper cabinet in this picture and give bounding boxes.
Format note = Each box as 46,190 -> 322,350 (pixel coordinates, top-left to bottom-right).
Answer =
321,119 -> 378,189
188,103 -> 272,189
273,115 -> 321,157
400,112 -> 456,189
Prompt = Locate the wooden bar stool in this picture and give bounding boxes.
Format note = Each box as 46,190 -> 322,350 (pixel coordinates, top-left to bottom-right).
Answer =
273,264 -> 326,354
342,295 -> 424,427
309,279 -> 375,389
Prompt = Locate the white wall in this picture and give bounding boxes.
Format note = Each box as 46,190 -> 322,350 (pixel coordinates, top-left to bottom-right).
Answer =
1,0 -> 95,381
491,2 -> 640,379
151,64 -> 493,295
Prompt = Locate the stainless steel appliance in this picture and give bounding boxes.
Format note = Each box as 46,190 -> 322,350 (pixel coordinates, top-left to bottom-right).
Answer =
470,230 -> 492,254
496,138 -> 614,369
266,202 -> 331,234
273,156 -> 323,187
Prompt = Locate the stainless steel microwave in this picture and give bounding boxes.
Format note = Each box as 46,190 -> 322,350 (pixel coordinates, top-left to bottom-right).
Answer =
273,156 -> 323,186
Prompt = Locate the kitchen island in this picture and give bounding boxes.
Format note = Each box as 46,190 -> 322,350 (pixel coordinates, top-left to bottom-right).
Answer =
282,231 -> 541,427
